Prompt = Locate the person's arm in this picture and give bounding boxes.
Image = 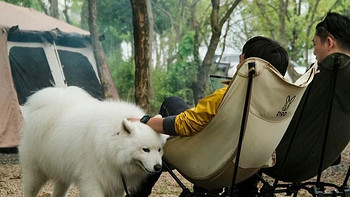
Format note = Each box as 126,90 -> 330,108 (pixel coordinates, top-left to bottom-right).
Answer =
128,116 -> 166,134
128,86 -> 227,136
146,116 -> 164,134
128,115 -> 177,135
174,87 -> 226,136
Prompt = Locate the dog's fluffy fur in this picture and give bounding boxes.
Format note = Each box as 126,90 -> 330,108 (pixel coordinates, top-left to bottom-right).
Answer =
19,86 -> 165,197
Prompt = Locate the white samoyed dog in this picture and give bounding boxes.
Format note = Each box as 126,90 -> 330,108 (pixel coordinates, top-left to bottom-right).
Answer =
19,86 -> 166,197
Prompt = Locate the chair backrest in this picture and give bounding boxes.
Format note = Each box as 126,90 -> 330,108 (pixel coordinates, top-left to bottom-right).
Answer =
264,53 -> 350,182
163,57 -> 316,190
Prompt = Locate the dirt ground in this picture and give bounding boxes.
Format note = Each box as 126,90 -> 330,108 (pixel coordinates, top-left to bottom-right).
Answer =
0,144 -> 349,197
0,163 -> 190,197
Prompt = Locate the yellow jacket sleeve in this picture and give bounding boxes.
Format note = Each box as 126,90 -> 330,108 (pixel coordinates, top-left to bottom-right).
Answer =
174,87 -> 227,136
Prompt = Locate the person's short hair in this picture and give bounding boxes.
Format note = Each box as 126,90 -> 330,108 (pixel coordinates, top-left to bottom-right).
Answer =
316,12 -> 350,51
242,36 -> 289,75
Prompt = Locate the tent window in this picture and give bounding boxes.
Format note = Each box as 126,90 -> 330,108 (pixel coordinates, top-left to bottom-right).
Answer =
58,50 -> 103,100
9,47 -> 54,105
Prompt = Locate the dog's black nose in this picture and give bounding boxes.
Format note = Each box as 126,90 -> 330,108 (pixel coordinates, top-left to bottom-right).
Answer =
154,164 -> 162,172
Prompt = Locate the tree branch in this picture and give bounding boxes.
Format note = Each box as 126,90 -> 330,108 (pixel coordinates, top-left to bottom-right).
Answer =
219,0 -> 241,28
152,2 -> 181,40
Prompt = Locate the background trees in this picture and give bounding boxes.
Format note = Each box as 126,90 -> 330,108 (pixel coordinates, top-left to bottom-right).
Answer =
130,0 -> 151,110
5,0 -> 348,113
192,0 -> 241,103
87,0 -> 118,99
239,0 -> 346,67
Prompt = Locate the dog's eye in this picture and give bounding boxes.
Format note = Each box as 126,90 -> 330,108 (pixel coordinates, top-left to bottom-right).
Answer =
142,148 -> 150,153
158,148 -> 161,152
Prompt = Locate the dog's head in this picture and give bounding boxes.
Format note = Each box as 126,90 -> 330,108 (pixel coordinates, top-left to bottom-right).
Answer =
120,119 -> 166,174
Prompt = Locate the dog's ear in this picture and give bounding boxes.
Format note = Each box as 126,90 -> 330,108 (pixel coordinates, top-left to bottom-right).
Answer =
122,118 -> 133,134
161,134 -> 169,146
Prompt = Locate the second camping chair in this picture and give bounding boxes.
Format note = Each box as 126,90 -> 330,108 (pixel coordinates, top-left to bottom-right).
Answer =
261,53 -> 350,196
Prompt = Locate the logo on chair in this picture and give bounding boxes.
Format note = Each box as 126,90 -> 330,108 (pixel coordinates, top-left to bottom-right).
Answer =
276,95 -> 295,116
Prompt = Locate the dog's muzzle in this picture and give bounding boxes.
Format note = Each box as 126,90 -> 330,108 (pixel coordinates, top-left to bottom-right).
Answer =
136,160 -> 162,174
154,164 -> 162,172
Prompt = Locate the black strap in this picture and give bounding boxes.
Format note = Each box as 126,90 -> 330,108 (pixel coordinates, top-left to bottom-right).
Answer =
121,173 -> 130,197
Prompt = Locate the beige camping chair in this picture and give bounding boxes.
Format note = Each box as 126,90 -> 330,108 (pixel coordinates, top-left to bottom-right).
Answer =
163,57 -> 317,192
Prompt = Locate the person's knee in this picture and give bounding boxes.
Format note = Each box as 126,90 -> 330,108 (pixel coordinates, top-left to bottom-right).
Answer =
159,97 -> 189,117
162,97 -> 184,105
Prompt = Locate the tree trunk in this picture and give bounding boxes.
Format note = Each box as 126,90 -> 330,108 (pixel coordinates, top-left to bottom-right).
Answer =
146,0 -> 155,100
63,0 -> 71,24
155,35 -> 161,70
130,0 -> 151,111
81,1 -> 89,30
37,0 -> 48,15
192,0 -> 241,103
278,0 -> 288,46
304,0 -> 321,66
255,0 -> 276,39
88,0 -> 119,100
50,0 -> 59,19
146,0 -> 154,66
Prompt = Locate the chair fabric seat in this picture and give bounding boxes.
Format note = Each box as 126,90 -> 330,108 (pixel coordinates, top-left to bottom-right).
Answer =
164,57 -> 316,189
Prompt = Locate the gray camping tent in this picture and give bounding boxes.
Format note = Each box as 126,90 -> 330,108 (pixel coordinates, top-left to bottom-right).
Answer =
0,1 -> 118,148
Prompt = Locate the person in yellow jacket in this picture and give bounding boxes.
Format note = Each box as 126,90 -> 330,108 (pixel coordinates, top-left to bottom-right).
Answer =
129,36 -> 289,197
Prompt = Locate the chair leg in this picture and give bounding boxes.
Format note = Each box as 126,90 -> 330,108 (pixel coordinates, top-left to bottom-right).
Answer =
162,161 -> 189,191
311,185 -> 324,197
341,166 -> 350,197
343,166 -> 350,187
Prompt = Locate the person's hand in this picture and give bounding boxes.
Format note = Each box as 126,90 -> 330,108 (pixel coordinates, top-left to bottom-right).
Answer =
127,117 -> 140,122
127,115 -> 165,134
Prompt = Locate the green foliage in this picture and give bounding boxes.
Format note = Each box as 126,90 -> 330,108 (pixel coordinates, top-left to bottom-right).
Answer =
178,32 -> 195,58
151,0 -> 173,35
96,0 -> 132,55
4,0 -> 32,7
149,67 -> 194,114
95,0 -> 133,99
240,0 -> 346,66
149,32 -> 197,113
108,54 -> 135,102
10,0 -> 350,111
66,0 -> 85,27
148,69 -> 170,114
